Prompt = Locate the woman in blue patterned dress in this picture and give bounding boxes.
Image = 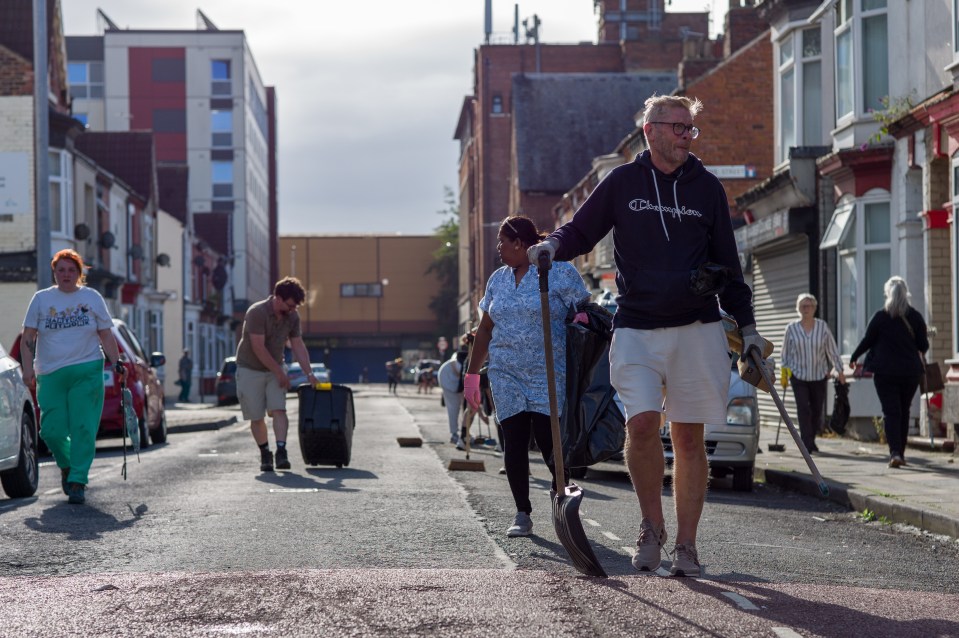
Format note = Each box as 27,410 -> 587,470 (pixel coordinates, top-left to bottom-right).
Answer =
464,216 -> 590,537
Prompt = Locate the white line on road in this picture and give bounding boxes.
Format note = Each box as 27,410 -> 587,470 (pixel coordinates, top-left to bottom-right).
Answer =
583,518 -> 601,527
722,592 -> 759,610
772,628 -> 804,638
602,531 -> 622,541
269,488 -> 319,493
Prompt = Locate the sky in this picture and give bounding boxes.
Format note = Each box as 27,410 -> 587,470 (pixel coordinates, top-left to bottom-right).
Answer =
61,0 -> 723,236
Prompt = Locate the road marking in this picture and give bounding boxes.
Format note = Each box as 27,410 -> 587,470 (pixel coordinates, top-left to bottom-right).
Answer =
198,453 -> 219,457
602,531 -> 622,541
269,487 -> 319,494
722,592 -> 759,610
583,518 -> 601,527
772,628 -> 804,638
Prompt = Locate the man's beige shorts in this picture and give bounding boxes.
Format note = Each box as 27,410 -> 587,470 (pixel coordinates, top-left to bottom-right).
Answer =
610,321 -> 731,425
236,366 -> 288,421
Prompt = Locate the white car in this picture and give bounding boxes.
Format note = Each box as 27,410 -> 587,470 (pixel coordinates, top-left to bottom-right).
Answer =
595,290 -> 760,491
0,344 -> 39,499
286,362 -> 332,389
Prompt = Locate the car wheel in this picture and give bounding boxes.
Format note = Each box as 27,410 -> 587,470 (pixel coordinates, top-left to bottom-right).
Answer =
138,415 -> 152,449
150,411 -> 168,444
0,411 -> 39,498
732,466 -> 753,492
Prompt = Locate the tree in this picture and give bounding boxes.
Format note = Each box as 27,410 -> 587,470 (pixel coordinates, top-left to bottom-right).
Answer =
426,187 -> 459,344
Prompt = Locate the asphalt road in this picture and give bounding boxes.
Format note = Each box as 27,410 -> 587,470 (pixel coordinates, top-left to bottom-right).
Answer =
1,385 -> 958,637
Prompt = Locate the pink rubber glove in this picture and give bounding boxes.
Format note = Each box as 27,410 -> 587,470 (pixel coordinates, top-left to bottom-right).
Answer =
464,373 -> 482,411
573,312 -> 589,325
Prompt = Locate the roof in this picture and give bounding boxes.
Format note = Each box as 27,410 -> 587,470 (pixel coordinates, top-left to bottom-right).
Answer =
157,164 -> 188,224
0,0 -> 56,63
194,212 -> 231,256
74,131 -> 156,203
512,72 -> 677,192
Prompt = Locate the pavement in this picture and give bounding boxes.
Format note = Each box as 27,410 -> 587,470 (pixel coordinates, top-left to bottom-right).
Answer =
163,390 -> 959,541
756,421 -> 959,539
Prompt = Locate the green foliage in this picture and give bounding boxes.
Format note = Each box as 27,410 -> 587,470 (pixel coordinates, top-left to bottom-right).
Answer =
860,508 -> 890,525
866,92 -> 917,147
426,187 -> 460,343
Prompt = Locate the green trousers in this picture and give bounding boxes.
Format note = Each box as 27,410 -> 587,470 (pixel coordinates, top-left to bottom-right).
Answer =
37,359 -> 105,485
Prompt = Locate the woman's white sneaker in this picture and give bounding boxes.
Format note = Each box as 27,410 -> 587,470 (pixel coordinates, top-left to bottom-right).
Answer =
506,512 -> 533,537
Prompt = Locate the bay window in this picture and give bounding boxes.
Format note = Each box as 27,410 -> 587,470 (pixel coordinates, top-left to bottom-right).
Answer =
834,0 -> 887,123
777,26 -> 823,164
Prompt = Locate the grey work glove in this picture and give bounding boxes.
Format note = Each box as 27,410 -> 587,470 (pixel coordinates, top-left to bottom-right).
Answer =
739,324 -> 765,363
526,239 -> 557,267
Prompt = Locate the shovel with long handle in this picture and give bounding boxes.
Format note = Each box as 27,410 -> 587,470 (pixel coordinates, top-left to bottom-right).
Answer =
747,349 -> 830,498
538,253 -> 607,578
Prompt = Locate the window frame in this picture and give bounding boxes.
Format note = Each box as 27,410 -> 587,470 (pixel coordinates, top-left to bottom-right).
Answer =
833,0 -> 888,126
775,25 -> 823,164
211,160 -> 234,199
826,189 -> 892,354
48,149 -> 73,237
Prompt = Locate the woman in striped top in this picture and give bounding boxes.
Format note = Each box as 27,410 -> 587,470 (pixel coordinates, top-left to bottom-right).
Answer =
781,293 -> 847,453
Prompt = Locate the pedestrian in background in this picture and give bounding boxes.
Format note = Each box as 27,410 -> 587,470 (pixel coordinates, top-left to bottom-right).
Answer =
780,293 -> 846,454
20,249 -> 125,505
177,349 -> 193,402
526,94 -> 762,576
386,358 -> 402,394
850,276 -> 928,468
465,215 -> 590,538
438,334 -> 469,445
235,276 -> 318,472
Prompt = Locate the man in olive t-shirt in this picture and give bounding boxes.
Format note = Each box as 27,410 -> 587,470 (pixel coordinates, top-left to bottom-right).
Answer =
235,276 -> 317,471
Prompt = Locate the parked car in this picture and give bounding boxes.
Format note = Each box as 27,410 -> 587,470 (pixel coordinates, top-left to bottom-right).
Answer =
9,319 -> 167,449
593,290 -> 760,491
214,356 -> 238,406
287,362 -> 331,389
0,343 -> 39,499
101,319 -> 168,447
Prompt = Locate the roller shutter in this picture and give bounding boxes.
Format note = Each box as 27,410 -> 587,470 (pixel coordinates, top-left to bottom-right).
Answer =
750,237 -> 810,429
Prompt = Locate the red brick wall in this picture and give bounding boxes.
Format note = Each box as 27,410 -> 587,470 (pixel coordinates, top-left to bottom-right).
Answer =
681,31 -> 773,217
0,46 -> 32,95
724,8 -> 767,59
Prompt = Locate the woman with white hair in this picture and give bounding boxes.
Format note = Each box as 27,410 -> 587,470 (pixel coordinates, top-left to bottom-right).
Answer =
849,277 -> 929,468
781,293 -> 846,454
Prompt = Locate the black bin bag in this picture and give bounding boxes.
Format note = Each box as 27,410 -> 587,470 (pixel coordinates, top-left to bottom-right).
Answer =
560,302 -> 626,468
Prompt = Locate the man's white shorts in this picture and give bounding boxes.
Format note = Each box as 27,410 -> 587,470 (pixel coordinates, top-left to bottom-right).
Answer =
236,366 -> 288,421
609,320 -> 731,425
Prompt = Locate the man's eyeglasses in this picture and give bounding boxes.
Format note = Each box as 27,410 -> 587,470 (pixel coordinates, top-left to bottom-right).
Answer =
282,299 -> 298,312
650,121 -> 700,139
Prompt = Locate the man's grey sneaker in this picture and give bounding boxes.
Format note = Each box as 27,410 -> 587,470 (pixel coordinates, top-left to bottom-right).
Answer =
60,467 -> 69,495
631,518 -> 667,572
275,447 -> 291,470
506,512 -> 533,537
260,449 -> 274,472
66,482 -> 86,505
670,543 -> 701,577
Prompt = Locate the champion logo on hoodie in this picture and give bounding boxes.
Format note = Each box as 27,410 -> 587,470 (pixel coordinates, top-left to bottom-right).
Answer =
628,198 -> 703,220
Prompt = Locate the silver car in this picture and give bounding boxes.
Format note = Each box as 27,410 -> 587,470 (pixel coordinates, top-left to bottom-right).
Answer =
0,344 -> 39,499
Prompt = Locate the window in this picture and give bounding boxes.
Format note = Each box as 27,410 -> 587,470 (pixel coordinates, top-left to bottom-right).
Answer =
68,61 -> 103,99
211,60 -> 231,95
212,160 -> 233,199
340,283 -> 383,297
821,192 -> 891,353
776,27 -> 822,163
492,95 -> 503,114
48,150 -> 72,235
833,0 -> 887,122
211,109 -> 233,147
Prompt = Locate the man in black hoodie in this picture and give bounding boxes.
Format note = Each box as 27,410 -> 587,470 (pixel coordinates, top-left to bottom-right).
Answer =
527,95 -> 764,577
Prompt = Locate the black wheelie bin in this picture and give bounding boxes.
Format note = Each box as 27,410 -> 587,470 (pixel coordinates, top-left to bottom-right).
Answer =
296,383 -> 355,468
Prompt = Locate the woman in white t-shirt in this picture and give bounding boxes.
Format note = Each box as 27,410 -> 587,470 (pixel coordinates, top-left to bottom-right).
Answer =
20,249 -> 124,505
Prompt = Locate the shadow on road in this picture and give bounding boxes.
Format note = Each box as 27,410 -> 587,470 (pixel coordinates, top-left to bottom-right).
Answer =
23,502 -> 148,541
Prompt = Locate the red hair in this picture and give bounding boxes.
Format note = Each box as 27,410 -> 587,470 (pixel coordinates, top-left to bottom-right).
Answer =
51,249 -> 87,286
